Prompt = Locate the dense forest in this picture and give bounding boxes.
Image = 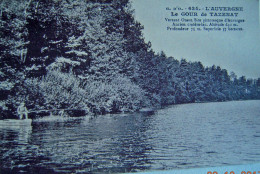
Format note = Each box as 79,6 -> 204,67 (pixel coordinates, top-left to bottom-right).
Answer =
1,0 -> 260,119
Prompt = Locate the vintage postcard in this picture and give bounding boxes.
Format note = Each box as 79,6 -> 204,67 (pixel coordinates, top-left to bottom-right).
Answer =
0,0 -> 259,173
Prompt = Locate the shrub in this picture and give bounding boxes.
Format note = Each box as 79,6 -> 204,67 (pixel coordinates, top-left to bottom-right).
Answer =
35,70 -> 89,111
84,75 -> 148,114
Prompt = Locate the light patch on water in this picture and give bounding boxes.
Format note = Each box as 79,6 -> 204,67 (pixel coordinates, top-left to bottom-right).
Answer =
33,115 -> 88,122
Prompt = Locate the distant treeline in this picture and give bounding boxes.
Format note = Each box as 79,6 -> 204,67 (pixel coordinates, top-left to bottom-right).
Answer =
1,0 -> 259,119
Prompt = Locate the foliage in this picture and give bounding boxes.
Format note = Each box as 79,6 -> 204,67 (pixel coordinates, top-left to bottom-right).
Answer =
84,75 -> 147,114
0,0 -> 259,118
35,70 -> 88,110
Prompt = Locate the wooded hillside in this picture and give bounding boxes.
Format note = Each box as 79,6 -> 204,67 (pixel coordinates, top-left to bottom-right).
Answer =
1,0 -> 259,119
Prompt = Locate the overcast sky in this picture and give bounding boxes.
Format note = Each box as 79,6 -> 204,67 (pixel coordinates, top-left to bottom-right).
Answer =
131,0 -> 260,79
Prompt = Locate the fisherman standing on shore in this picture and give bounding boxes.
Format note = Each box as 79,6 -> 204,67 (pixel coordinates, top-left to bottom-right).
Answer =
17,102 -> 28,119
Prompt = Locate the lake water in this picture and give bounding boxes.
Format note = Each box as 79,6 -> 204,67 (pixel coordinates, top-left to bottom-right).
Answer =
1,100 -> 260,173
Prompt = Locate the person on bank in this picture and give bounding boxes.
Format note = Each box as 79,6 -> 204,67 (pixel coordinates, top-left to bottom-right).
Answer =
17,102 -> 28,119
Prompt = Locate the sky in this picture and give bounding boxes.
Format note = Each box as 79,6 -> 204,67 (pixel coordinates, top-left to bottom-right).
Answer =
131,0 -> 260,79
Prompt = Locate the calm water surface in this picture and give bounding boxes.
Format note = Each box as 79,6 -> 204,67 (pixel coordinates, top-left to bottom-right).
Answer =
1,100 -> 260,173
